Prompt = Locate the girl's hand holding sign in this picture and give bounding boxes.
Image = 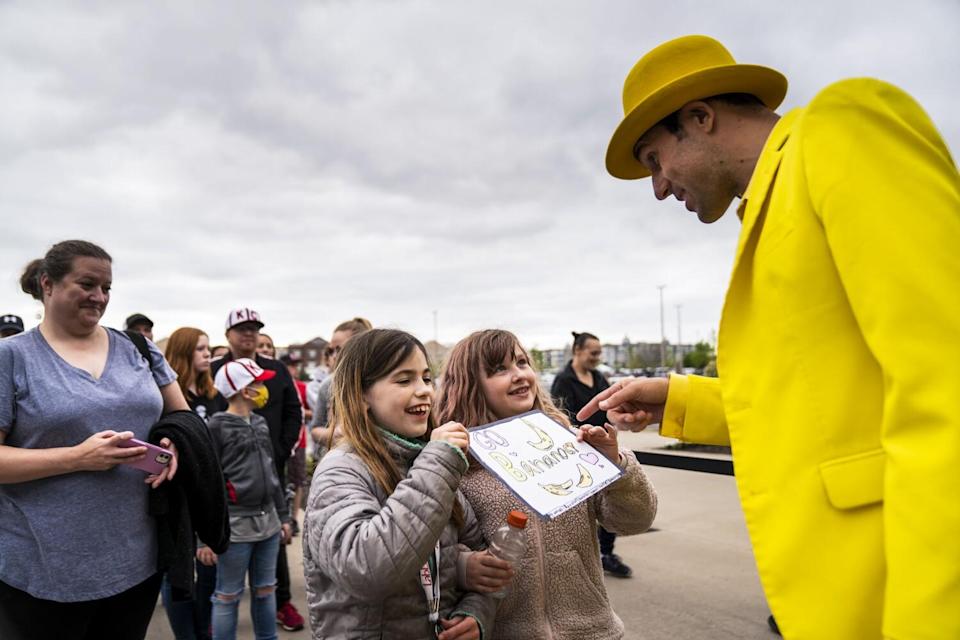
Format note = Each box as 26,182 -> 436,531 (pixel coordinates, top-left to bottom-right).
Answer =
576,423 -> 621,465
431,421 -> 469,452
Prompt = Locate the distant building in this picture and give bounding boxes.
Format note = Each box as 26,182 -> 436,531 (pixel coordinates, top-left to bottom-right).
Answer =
279,336 -> 329,377
424,340 -> 452,372
543,335 -> 698,370
543,347 -> 570,369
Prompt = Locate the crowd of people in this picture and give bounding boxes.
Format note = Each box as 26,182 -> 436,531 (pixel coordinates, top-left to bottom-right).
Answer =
2,33 -> 958,640
0,239 -> 658,640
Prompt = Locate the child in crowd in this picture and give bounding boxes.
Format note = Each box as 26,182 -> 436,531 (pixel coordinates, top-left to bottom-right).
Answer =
436,329 -> 658,640
309,317 -> 372,460
162,327 -> 223,640
210,359 -> 292,640
304,329 -> 494,640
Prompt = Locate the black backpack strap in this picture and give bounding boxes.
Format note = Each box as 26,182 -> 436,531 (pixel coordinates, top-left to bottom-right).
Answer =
123,329 -> 154,367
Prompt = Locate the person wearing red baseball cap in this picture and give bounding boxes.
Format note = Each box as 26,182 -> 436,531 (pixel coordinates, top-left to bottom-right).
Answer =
208,358 -> 291,640
211,308 -> 305,631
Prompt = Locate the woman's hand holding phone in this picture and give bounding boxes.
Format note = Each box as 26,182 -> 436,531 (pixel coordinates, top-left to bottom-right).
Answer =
144,438 -> 178,488
70,430 -> 147,472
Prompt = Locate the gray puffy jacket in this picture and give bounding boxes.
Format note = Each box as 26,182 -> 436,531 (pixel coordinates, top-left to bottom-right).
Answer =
304,433 -> 495,639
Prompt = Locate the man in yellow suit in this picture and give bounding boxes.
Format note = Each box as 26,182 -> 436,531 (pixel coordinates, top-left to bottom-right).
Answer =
582,35 -> 959,638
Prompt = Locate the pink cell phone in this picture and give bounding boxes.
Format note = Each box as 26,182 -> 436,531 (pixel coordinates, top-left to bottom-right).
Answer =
117,438 -> 174,475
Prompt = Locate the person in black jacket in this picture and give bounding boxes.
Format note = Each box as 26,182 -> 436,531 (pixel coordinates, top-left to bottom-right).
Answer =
551,331 -> 633,578
210,307 -> 305,631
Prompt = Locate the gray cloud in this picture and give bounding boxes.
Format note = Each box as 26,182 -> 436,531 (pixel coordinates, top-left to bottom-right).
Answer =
2,0 -> 958,352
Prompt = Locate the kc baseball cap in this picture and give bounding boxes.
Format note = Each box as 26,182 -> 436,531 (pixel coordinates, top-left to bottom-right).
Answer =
214,357 -> 276,398
1,314 -> 24,335
225,307 -> 265,331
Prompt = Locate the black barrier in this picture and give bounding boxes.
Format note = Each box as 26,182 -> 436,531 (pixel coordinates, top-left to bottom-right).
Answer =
633,451 -> 734,476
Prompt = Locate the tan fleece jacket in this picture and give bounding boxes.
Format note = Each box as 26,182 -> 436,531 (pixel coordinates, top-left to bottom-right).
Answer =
461,449 -> 657,639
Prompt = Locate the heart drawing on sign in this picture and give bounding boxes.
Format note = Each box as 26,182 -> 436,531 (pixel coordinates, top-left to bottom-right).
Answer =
579,452 -> 599,465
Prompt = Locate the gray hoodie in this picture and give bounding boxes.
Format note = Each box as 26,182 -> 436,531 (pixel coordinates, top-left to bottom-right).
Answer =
304,433 -> 495,639
207,411 -> 289,522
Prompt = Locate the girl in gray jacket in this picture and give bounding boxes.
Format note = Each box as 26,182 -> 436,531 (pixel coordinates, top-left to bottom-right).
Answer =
304,329 -> 494,639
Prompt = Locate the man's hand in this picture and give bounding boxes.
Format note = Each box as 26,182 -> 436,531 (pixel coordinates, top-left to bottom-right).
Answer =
281,522 -> 293,545
463,550 -> 514,593
577,377 -> 669,432
438,616 -> 480,640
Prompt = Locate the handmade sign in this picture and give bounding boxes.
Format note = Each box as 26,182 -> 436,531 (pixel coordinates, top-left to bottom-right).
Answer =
468,410 -> 624,519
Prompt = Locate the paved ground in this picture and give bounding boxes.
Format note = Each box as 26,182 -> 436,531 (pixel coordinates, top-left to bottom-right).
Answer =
148,430 -> 774,639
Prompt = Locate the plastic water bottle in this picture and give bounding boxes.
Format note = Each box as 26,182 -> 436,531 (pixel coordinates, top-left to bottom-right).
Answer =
488,510 -> 529,599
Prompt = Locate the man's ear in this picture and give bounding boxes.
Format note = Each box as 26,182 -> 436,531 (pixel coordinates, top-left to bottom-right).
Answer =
680,100 -> 717,134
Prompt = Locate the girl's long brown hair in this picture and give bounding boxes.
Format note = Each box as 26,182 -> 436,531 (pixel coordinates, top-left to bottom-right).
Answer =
436,329 -> 570,428
165,327 -> 217,400
331,328 -> 464,528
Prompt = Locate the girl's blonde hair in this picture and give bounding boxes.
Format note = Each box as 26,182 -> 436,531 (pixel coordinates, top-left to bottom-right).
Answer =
436,329 -> 569,428
331,328 -> 464,527
165,327 -> 217,400
334,316 -> 373,336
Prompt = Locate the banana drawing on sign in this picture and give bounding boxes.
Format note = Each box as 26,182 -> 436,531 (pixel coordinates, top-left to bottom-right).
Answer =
522,418 -> 555,451
468,410 -> 624,519
541,479 -> 574,496
576,463 -> 594,488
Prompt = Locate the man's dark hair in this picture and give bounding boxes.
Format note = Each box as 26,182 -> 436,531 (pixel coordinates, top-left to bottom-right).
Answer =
571,331 -> 599,351
658,92 -> 765,138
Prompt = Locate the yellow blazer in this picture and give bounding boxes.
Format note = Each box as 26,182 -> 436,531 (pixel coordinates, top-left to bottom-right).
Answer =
661,79 -> 960,639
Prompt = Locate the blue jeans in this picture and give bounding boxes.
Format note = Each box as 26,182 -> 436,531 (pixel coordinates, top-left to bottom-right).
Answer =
161,562 -> 217,640
211,533 -> 280,640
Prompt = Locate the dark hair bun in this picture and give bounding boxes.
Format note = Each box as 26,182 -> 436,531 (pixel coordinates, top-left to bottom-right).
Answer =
20,259 -> 44,301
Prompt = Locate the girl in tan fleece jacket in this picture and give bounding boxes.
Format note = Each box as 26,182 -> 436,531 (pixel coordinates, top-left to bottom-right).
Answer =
436,330 -> 658,640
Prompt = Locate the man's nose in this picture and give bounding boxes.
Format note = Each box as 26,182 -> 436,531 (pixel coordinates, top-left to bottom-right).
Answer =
652,174 -> 671,201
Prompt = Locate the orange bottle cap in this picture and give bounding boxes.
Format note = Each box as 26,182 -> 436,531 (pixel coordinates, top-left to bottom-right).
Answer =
507,510 -> 528,528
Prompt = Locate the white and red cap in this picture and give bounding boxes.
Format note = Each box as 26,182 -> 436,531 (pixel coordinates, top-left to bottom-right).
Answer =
214,357 -> 276,398
225,307 -> 265,331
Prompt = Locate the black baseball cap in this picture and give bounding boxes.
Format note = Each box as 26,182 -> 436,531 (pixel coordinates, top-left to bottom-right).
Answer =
0,314 -> 24,335
125,313 -> 154,330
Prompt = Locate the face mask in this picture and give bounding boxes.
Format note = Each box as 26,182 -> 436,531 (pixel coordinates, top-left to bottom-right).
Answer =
247,385 -> 270,409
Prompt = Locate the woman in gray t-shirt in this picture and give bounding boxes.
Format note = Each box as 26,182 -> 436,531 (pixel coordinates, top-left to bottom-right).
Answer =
0,240 -> 189,640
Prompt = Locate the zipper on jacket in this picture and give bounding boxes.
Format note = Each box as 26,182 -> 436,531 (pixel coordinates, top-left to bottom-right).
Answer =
249,419 -> 271,511
533,517 -> 556,640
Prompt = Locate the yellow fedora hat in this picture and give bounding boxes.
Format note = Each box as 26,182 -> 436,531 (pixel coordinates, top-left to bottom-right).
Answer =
606,35 -> 787,180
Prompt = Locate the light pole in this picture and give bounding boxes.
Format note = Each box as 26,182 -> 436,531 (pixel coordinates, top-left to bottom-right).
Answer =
657,285 -> 666,368
432,310 -> 438,344
675,304 -> 683,372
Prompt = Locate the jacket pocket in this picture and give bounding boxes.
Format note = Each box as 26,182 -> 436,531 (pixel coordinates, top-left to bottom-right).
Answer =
818,448 -> 884,510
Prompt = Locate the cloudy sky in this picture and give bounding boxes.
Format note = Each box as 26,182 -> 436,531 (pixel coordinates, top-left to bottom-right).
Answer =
2,0 -> 957,352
